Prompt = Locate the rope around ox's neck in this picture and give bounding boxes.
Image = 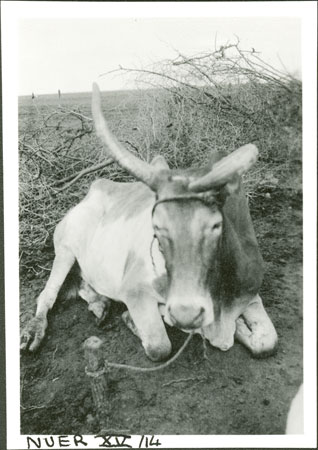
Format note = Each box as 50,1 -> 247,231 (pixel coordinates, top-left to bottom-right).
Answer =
85,332 -> 193,377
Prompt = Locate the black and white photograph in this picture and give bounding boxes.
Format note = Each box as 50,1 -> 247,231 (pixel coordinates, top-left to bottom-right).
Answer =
1,1 -> 317,448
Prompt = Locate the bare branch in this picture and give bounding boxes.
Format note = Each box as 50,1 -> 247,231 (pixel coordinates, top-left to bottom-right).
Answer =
52,158 -> 114,191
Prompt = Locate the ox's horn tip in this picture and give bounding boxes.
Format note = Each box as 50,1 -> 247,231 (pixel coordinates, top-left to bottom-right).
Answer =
239,143 -> 259,168
244,143 -> 259,159
92,82 -> 103,120
188,143 -> 259,193
92,82 -> 101,101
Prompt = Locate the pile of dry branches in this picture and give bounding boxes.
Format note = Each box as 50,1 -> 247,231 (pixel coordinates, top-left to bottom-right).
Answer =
115,39 -> 301,164
19,104 -> 115,277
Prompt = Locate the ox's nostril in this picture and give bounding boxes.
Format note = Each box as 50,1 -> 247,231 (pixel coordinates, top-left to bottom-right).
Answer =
170,315 -> 176,325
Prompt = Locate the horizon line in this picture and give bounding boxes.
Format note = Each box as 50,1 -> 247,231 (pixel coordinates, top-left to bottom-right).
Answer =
18,86 -> 147,97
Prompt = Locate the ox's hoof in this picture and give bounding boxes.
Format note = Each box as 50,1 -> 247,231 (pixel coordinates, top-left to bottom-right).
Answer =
122,311 -> 172,361
249,335 -> 278,359
212,340 -> 234,352
235,316 -> 278,358
20,316 -> 48,352
94,302 -> 111,327
144,341 -> 172,362
203,320 -> 236,352
88,298 -> 111,324
250,345 -> 278,359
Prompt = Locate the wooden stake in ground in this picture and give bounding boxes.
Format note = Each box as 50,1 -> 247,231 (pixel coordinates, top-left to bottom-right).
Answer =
83,336 -> 108,426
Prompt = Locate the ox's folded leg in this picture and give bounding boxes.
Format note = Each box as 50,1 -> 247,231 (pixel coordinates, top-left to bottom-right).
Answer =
122,285 -> 172,362
202,307 -> 237,352
122,310 -> 140,338
79,280 -> 111,326
20,247 -> 75,352
235,294 -> 278,357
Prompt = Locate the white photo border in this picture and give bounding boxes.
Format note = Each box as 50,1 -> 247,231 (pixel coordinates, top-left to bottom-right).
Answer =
2,1 -> 317,448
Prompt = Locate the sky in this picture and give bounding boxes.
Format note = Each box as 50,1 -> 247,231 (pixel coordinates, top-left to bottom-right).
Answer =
18,16 -> 301,96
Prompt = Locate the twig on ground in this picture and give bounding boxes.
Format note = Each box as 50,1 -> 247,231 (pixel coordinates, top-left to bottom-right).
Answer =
58,107 -> 93,122
19,140 -> 54,166
199,334 -> 214,369
21,403 -> 50,412
52,345 -> 59,362
125,140 -> 140,154
162,376 -> 208,387
202,334 -> 208,360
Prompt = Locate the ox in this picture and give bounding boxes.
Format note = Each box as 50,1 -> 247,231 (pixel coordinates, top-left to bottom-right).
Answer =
21,83 -> 278,361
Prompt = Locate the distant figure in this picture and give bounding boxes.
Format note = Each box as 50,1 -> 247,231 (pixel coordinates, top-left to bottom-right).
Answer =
58,89 -> 61,99
31,92 -> 35,100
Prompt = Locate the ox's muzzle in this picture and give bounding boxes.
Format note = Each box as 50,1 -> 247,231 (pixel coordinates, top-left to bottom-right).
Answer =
164,295 -> 214,330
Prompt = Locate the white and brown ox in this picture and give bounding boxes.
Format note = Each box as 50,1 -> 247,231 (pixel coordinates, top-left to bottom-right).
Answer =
21,83 -> 278,361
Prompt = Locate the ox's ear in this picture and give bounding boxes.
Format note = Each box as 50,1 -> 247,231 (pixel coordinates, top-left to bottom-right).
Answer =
215,173 -> 241,204
222,173 -> 241,195
150,155 -> 170,170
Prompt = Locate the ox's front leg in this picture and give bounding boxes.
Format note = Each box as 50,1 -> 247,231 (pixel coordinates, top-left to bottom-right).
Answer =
235,294 -> 278,357
122,284 -> 172,362
20,247 -> 75,351
202,306 -> 237,352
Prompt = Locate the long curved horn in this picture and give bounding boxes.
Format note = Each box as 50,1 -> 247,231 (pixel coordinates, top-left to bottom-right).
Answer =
188,144 -> 258,192
92,82 -> 157,188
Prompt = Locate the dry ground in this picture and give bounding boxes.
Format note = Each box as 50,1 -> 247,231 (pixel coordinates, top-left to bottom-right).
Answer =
20,187 -> 302,435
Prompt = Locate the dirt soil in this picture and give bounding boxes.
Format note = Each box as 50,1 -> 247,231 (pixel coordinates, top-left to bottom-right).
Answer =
20,187 -> 302,435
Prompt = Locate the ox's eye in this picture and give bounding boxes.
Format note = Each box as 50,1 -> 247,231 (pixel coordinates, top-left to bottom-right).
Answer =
211,222 -> 222,232
157,240 -> 163,253
156,233 -> 172,255
153,225 -> 168,234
